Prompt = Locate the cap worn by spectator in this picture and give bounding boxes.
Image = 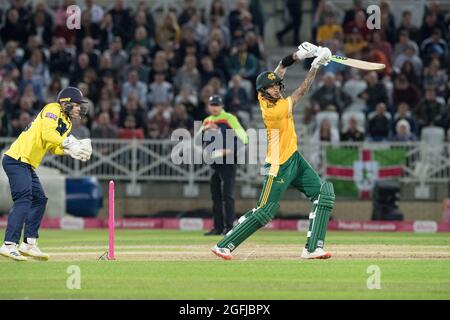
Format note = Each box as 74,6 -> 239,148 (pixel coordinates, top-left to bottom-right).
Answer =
208,95 -> 223,106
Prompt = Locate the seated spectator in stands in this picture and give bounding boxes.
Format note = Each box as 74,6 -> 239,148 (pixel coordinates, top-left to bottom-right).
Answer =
392,74 -> 421,110
118,115 -> 145,139
0,98 -> 10,137
419,11 -> 447,45
343,10 -> 370,40
49,37 -> 73,78
368,103 -> 391,141
341,116 -> 365,141
225,74 -> 251,128
360,44 -> 392,77
130,9 -> 155,44
170,103 -> 194,133
80,37 -> 100,71
150,51 -> 171,82
393,43 -> 423,79
108,0 -> 132,46
161,40 -> 178,78
121,69 -> 147,108
71,53 -> 90,85
106,37 -> 128,79
126,26 -> 152,56
119,91 -> 145,129
227,38 -> 259,85
393,102 -> 417,135
378,0 -> 397,44
1,8 -> 28,46
358,71 -> 389,114
423,59 -> 448,97
11,111 -> 32,137
393,29 -> 419,60
414,86 -> 447,132
177,0 -> 197,27
200,55 -> 225,88
71,117 -> 90,139
399,60 -> 421,87
75,10 -> 101,50
184,9 -> 208,49
14,96 -> 36,120
19,65 -> 44,103
99,13 -> 120,51
208,14 -> 231,50
316,12 -> 343,46
156,13 -> 181,47
194,84 -> 214,121
175,86 -> 198,116
147,103 -> 171,139
371,30 -> 393,66
174,55 -> 201,94
91,112 -> 118,139
22,49 -> 50,95
207,39 -> 228,80
1,68 -> 19,105
148,72 -> 174,107
82,0 -> 104,25
310,72 -> 352,114
396,10 -> 420,44
245,31 -> 264,61
121,52 -> 150,84
146,122 -> 161,140
392,119 -> 416,142
228,0 -> 250,40
344,27 -> 368,56
420,28 -> 448,67
311,118 -> 340,170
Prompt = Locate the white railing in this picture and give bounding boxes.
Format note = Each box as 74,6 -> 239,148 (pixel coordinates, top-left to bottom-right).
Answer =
1,138 -> 450,187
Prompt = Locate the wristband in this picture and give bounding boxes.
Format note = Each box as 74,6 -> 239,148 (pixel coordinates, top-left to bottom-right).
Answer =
280,54 -> 296,68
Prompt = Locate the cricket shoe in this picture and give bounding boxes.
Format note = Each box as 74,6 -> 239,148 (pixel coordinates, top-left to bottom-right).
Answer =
301,247 -> 332,259
0,243 -> 28,261
211,245 -> 233,260
19,242 -> 49,261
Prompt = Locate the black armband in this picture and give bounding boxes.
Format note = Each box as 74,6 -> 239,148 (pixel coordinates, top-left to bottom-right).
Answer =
280,54 -> 296,68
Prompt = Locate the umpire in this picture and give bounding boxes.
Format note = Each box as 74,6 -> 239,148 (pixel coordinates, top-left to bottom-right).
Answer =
199,95 -> 249,235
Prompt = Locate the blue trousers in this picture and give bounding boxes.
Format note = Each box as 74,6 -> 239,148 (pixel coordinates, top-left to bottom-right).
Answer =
2,155 -> 48,244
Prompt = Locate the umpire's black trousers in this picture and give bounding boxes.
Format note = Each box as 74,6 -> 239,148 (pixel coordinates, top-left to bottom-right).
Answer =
210,164 -> 236,232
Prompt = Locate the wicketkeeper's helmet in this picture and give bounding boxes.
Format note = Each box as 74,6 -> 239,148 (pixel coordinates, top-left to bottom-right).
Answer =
255,71 -> 285,102
57,87 -> 88,118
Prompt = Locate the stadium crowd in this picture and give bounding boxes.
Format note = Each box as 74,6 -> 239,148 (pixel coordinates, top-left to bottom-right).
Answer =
307,0 -> 450,144
0,0 -> 449,145
0,0 -> 265,140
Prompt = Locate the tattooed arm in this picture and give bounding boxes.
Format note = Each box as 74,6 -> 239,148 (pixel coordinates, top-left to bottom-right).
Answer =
274,52 -> 298,79
291,67 -> 318,105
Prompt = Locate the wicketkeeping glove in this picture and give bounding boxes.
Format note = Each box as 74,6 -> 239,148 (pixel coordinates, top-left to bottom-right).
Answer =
79,138 -> 92,160
62,135 -> 91,162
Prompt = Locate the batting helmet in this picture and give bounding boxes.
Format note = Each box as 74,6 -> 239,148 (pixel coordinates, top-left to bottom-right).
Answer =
57,87 -> 88,117
255,71 -> 284,101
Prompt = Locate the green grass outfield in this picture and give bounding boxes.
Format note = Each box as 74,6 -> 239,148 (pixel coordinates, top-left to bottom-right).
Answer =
0,229 -> 449,299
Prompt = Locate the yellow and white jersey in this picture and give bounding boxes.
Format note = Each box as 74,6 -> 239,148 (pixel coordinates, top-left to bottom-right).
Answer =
258,93 -> 297,175
5,103 -> 72,169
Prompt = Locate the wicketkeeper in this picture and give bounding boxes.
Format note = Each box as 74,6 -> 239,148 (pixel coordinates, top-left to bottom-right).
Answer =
212,42 -> 335,260
0,87 -> 92,261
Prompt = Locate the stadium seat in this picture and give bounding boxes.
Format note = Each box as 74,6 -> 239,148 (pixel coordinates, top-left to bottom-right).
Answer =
341,110 -> 365,132
421,126 -> 445,143
315,111 -> 339,131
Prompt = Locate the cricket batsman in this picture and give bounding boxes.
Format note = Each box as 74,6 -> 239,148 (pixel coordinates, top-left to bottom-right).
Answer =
212,42 -> 335,260
0,87 -> 92,261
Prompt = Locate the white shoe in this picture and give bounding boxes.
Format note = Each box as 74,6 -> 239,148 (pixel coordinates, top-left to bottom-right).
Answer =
211,245 -> 233,260
301,247 -> 332,259
0,243 -> 28,261
19,242 -> 49,261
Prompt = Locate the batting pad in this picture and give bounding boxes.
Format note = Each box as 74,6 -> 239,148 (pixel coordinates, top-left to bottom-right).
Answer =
307,182 -> 335,252
217,203 -> 279,252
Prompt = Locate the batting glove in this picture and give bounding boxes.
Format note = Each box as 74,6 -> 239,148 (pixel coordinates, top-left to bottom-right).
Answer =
311,47 -> 332,69
295,42 -> 319,60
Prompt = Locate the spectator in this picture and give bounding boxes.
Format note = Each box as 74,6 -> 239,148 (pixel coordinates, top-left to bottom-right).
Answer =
399,60 -> 421,87
147,103 -> 171,138
106,37 -> 128,78
11,111 -> 32,137
224,74 -> 251,126
394,43 -> 424,79
310,72 -> 352,114
392,74 -> 421,110
156,13 -> 181,47
344,27 -> 368,56
0,95 -> 10,137
19,65 -> 44,103
229,0 -> 250,40
393,29 -> 419,60
118,114 -> 145,139
135,0 -> 156,39
396,10 -> 420,43
71,117 -> 91,139
121,69 -> 148,107
150,51 -> 170,82
108,0 -> 132,45
1,9 -> 28,46
146,122 -> 161,139
194,85 -> 214,121
82,0 -> 104,24
29,10 -> 53,47
207,40 -> 228,80
227,38 -> 259,85
174,55 -> 201,93
392,119 -> 416,141
419,11 -> 447,44
175,86 -> 198,116
245,31 -> 264,61
420,28 -> 448,68
393,102 -> 417,135
170,103 -> 194,133
71,53 -> 90,85
311,118 -> 340,170
208,14 -> 231,50
53,0 -> 77,45
368,102 -> 391,141
148,72 -> 174,106
99,13 -> 120,51
341,116 -> 365,141
200,55 -> 225,88
122,52 -> 150,84
185,9 -> 209,49
76,10 -> 101,49
358,71 -> 389,113
49,37 -> 73,77
80,37 -> 101,71
178,0 -> 198,27
126,26 -> 152,56
45,76 -> 62,104
119,91 -> 145,129
371,30 -> 393,65
414,86 -> 447,132
423,59 -> 448,97
343,0 -> 365,29
316,12 -> 343,46
91,112 -> 118,139
210,0 -> 226,20
343,10 -> 370,40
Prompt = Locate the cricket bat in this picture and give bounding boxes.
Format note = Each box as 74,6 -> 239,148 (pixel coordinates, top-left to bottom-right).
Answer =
330,55 -> 386,70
